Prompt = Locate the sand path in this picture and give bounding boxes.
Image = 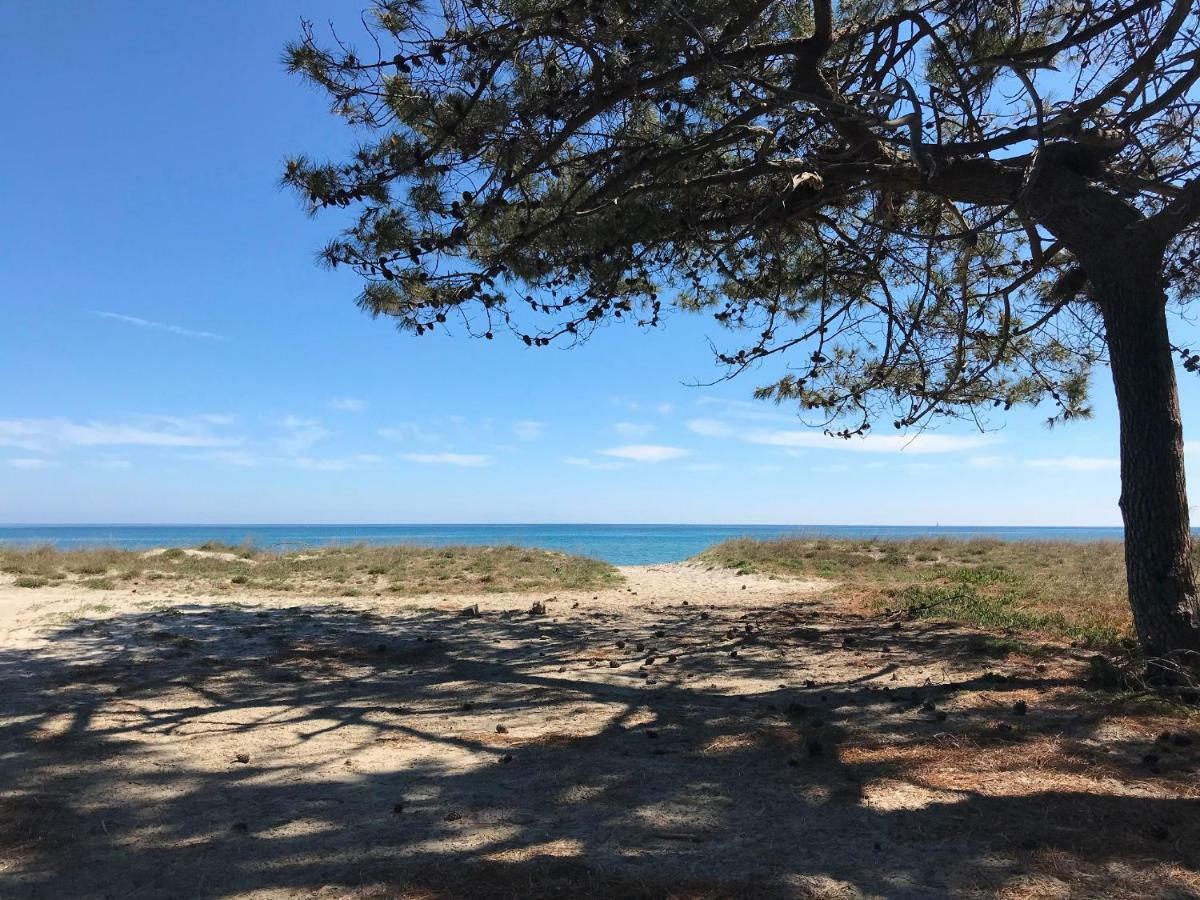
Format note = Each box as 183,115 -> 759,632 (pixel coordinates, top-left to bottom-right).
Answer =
1,565 -> 1196,898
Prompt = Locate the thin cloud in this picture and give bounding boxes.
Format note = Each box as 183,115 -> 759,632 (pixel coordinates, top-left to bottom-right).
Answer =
967,455 -> 1014,469
195,450 -> 261,467
686,418 -> 991,454
600,444 -> 689,462
400,452 -> 491,467
513,420 -> 545,441
0,416 -> 240,450
272,416 -> 330,455
293,454 -> 384,471
329,397 -> 367,413
5,458 -> 56,469
378,423 -> 439,442
612,421 -> 656,438
92,311 -> 227,341
88,459 -> 133,469
565,456 -> 626,471
1026,456 -> 1119,471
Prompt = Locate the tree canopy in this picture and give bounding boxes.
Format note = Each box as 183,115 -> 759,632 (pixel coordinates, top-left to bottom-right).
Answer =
285,0 -> 1200,437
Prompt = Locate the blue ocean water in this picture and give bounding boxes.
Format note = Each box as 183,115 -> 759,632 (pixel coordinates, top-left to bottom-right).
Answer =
0,523 -> 1129,566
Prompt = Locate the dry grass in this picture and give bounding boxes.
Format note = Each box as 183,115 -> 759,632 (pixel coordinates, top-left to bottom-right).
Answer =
696,537 -> 1172,649
0,543 -> 622,597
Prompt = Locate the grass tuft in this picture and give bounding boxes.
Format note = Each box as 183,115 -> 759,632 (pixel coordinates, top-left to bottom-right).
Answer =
1,543 -> 621,597
698,536 -> 1152,650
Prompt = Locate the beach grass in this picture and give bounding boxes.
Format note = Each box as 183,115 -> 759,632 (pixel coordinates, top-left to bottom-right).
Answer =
696,537 -> 1171,649
0,543 -> 621,596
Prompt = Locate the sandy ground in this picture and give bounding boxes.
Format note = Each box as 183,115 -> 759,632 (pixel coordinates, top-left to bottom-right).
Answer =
1,564 -> 1197,899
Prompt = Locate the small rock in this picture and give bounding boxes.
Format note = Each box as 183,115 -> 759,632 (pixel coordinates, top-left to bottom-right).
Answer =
235,752 -> 251,764
495,723 -> 508,734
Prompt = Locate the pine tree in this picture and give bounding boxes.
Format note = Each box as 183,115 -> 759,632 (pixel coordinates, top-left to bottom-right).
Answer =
285,0 -> 1200,662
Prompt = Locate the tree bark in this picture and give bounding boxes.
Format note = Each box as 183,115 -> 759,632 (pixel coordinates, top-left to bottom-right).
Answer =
1026,157 -> 1200,660
1098,270 -> 1200,659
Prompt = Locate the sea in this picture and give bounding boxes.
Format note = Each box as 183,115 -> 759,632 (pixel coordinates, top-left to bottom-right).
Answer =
0,523 -> 1129,566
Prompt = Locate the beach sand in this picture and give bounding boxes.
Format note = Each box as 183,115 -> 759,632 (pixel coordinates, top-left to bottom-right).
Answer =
1,563 -> 1197,898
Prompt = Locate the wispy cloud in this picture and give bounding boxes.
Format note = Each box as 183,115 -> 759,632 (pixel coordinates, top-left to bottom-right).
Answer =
293,454 -> 384,471
272,416 -> 330,455
612,421 -> 656,438
694,396 -> 796,423
88,459 -> 133,470
195,449 -> 262,467
1026,456 -> 1119,471
687,418 -> 991,454
329,397 -> 367,413
812,463 -> 851,473
967,455 -> 1014,469
400,452 -> 491,467
92,311 -> 227,341
0,416 -> 240,450
564,456 -> 626,471
600,444 -> 689,463
513,420 -> 545,441
5,458 -> 56,469
378,423 -> 439,442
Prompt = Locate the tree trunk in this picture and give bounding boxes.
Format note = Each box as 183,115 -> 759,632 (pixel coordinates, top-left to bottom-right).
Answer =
1099,272 -> 1200,659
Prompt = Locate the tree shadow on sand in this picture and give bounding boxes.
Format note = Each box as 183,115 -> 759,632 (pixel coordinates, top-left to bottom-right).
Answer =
1,596 -> 1197,899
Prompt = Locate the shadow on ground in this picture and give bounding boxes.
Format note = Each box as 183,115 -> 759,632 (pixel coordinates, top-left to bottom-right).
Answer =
1,596 -> 1197,898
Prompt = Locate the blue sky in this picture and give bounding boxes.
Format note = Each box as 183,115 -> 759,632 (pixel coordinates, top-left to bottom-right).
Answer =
2,1 -> 1197,526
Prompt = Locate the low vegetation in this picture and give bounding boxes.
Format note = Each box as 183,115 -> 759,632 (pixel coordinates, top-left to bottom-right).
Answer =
0,543 -> 621,596
697,537 -> 1177,650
